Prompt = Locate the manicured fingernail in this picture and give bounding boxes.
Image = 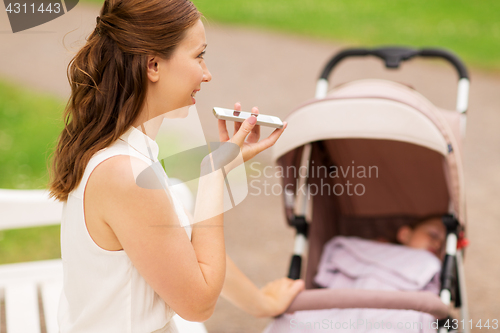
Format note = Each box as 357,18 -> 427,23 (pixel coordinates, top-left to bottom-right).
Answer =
248,116 -> 257,125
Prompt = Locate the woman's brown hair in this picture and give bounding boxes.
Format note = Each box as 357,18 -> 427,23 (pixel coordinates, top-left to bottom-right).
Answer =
49,0 -> 201,201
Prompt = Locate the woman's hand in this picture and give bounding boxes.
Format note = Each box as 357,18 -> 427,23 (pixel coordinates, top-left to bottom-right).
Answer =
217,102 -> 287,163
256,278 -> 305,318
221,256 -> 304,319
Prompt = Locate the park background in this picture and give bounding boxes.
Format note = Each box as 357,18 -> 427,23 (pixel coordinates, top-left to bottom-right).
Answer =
1,0 -> 499,332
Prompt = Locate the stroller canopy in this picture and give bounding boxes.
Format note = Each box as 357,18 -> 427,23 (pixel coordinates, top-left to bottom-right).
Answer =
272,79 -> 466,225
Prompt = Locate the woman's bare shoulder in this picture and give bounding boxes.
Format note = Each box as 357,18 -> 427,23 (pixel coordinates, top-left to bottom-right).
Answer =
89,155 -> 150,191
86,154 -> 178,230
85,155 -> 171,218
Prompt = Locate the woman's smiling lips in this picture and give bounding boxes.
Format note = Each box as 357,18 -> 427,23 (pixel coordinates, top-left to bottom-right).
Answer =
191,89 -> 200,104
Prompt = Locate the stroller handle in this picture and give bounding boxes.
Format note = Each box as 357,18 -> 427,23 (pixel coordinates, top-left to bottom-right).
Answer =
316,47 -> 470,113
319,47 -> 469,80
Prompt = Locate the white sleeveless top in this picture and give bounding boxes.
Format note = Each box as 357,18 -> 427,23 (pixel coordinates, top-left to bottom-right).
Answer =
58,126 -> 192,333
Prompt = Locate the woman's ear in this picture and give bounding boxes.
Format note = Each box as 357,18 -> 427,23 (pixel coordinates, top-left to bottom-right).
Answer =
396,226 -> 412,245
146,56 -> 160,83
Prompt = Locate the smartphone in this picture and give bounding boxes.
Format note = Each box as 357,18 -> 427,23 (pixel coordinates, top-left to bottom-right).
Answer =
213,107 -> 284,129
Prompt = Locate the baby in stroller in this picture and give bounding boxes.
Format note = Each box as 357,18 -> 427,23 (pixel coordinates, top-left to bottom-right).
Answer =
392,216 -> 446,259
264,216 -> 447,333
314,215 -> 446,294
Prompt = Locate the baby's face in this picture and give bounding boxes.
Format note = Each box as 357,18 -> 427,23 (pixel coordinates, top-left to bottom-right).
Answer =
397,218 -> 446,257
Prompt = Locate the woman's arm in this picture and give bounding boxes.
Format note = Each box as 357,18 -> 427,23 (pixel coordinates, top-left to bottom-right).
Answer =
182,206 -> 304,318
91,110 -> 286,322
221,255 -> 305,318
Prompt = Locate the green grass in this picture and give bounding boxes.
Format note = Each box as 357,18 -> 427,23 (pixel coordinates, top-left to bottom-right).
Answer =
0,77 -> 65,189
83,0 -> 500,71
196,0 -> 500,71
0,225 -> 61,265
0,77 -> 65,263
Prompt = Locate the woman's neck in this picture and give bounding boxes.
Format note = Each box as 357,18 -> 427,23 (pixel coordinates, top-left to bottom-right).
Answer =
132,104 -> 191,140
132,102 -> 164,140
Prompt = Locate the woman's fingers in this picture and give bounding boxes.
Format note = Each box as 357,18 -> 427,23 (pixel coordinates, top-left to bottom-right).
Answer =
230,113 -> 258,147
234,102 -> 242,112
234,102 -> 242,134
226,103 -> 285,161
260,277 -> 305,317
291,279 -> 305,294
233,104 -> 261,142
218,119 -> 230,142
238,122 -> 287,163
250,121 -> 287,153
234,121 -> 242,134
247,107 -> 260,144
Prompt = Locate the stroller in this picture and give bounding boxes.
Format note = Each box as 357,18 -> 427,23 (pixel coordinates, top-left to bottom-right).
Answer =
269,47 -> 470,332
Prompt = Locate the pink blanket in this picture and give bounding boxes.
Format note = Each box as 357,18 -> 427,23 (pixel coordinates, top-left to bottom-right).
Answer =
315,236 -> 441,293
264,237 -> 442,333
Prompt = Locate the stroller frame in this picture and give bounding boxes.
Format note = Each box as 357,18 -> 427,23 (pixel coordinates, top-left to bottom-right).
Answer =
273,47 -> 470,333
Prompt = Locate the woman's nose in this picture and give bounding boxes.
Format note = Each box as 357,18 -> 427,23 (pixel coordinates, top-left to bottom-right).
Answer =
203,70 -> 212,83
202,63 -> 212,83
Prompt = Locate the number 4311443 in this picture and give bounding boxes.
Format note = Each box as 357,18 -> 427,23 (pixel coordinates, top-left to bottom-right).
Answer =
5,3 -> 62,14
445,319 -> 498,330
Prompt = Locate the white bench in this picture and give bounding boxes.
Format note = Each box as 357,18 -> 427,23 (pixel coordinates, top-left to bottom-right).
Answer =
0,187 -> 207,333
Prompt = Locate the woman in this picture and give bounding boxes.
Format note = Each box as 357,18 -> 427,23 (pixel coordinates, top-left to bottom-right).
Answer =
49,0 -> 304,332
